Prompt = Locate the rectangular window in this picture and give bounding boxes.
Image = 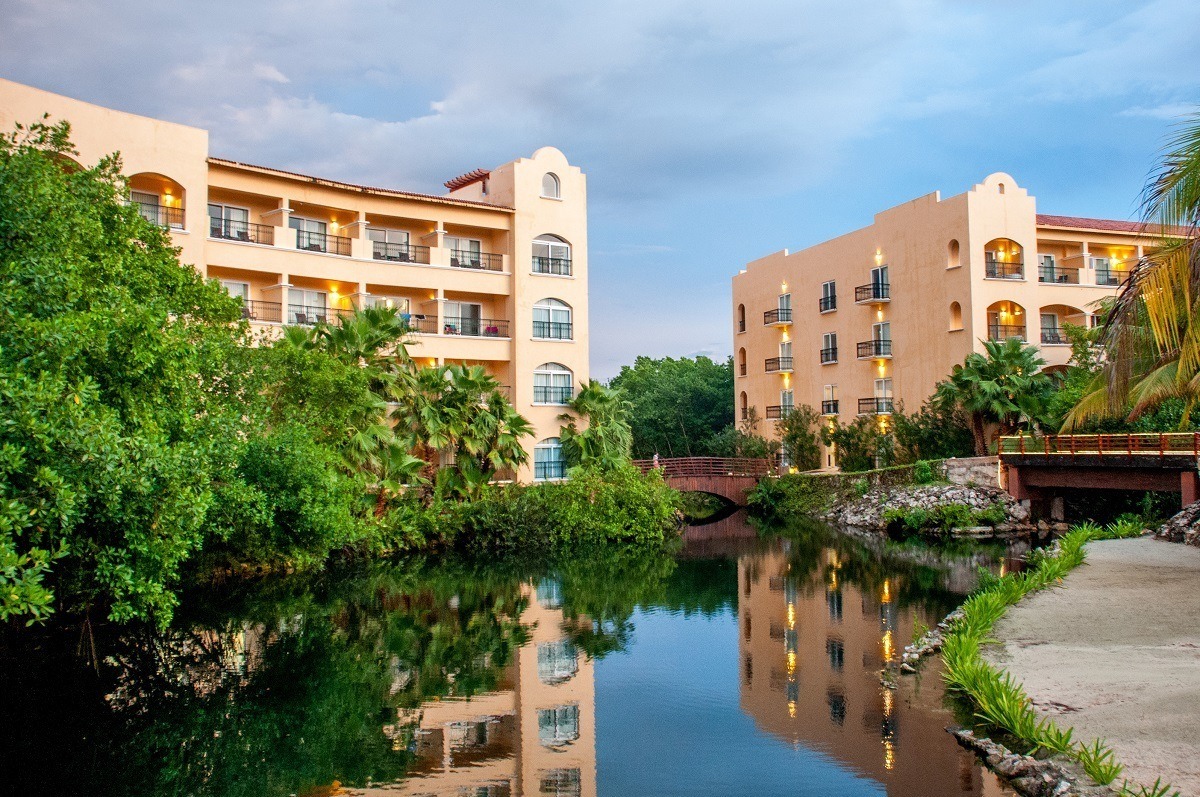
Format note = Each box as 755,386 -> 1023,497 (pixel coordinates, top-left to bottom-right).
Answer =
823,384 -> 837,402
290,216 -> 328,252
780,389 -> 794,410
288,288 -> 327,324
368,295 -> 411,314
874,378 -> 893,398
821,332 -> 838,364
820,280 -> 837,312
220,280 -> 249,301
446,236 -> 483,267
534,369 -> 573,405
443,301 -> 482,335
870,265 -> 889,285
779,340 -> 792,360
369,227 -> 411,261
778,293 -> 792,312
538,705 -> 580,747
872,321 -> 891,341
208,203 -> 250,239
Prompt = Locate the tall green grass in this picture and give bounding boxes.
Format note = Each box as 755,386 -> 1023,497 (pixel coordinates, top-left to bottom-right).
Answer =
940,520 -> 1171,794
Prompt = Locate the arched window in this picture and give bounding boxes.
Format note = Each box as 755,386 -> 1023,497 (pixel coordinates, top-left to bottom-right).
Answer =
538,704 -> 580,746
949,301 -> 963,331
533,234 -> 572,276
534,438 -> 565,481
541,172 -> 561,199
737,304 -> 746,333
533,298 -> 573,340
984,238 -> 1024,279
738,347 -> 747,376
740,391 -> 749,421
129,172 -> 186,229
986,300 -> 1026,341
534,362 -> 573,405
536,638 -> 577,682
998,182 -> 1006,195
947,239 -> 960,269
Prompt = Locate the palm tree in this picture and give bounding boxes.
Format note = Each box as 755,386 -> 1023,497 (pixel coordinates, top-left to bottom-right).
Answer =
935,337 -> 1056,455
559,381 -> 634,471
1064,111 -> 1200,428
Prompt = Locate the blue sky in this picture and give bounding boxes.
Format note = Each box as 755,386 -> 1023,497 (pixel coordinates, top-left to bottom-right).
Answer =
3,0 -> 1197,377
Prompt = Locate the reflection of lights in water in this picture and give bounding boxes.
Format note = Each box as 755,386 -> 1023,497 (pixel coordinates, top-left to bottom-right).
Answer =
881,630 -> 894,662
882,687 -> 894,717
881,687 -> 896,769
828,569 -> 838,590
787,604 -> 795,629
787,651 -> 796,675
881,579 -> 891,603
999,563 -> 1007,577
788,700 -> 796,718
883,739 -> 895,770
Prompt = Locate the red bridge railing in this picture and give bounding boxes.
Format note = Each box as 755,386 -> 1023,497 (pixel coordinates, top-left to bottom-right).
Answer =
998,432 -> 1200,459
632,457 -> 774,478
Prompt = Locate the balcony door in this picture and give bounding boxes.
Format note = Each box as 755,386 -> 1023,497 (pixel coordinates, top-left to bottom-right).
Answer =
778,293 -> 792,313
289,216 -> 326,251
874,378 -> 892,399
289,288 -> 326,324
209,203 -> 249,239
779,340 -> 792,361
872,322 -> 891,342
444,301 -> 481,335
446,236 -> 482,266
870,265 -> 889,286
780,389 -> 794,411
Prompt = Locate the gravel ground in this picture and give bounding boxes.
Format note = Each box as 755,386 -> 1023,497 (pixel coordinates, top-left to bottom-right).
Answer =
985,538 -> 1200,795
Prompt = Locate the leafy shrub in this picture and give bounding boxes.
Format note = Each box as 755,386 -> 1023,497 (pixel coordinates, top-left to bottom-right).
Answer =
747,475 -> 834,522
853,478 -> 870,498
913,459 -> 936,484
882,502 -> 1008,535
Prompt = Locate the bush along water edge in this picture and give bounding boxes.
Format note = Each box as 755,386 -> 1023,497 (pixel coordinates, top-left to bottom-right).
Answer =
939,521 -> 1179,797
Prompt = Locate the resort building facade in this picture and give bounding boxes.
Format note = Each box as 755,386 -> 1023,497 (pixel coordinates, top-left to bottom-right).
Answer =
732,172 -> 1146,468
0,78 -> 588,481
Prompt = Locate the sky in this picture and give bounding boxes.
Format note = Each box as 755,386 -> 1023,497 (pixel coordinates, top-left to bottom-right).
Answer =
2,0 -> 1197,378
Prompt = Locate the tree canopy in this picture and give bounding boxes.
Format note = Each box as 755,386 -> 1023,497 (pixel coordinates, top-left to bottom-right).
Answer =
608,355 -> 734,457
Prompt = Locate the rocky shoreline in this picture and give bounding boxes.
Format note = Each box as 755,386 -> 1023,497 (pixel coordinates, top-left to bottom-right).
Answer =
824,483 -> 1038,538
1154,500 -> 1200,546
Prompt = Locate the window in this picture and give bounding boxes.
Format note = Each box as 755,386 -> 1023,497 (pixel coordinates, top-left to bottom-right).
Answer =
369,227 -> 412,261
536,578 -> 563,609
820,280 -> 837,312
827,637 -> 845,672
870,265 -> 889,287
821,332 -> 838,364
208,203 -> 250,240
220,280 -> 249,301
778,293 -> 792,312
533,234 -> 572,275
290,216 -> 328,252
538,705 -> 579,746
534,437 -> 565,481
950,301 -> 963,331
541,172 -> 561,199
947,239 -> 960,269
539,769 -> 582,797
779,340 -> 792,361
874,378 -> 893,398
288,288 -> 327,325
739,391 -> 748,421
827,690 -> 847,726
780,389 -> 794,411
737,304 -> 746,333
534,363 -> 573,405
534,298 -> 573,339
537,639 -> 578,683
738,347 -> 747,376
444,301 -> 482,336
822,384 -> 838,415
826,587 -> 843,622
446,236 -> 483,267
367,295 -> 411,314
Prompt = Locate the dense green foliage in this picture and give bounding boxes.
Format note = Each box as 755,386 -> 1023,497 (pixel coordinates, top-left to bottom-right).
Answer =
775,404 -> 822,470
560,381 -> 634,470
881,503 -> 1007,536
609,355 -> 734,457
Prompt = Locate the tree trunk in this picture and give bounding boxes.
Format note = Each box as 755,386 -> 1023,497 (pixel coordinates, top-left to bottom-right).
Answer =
971,413 -> 988,456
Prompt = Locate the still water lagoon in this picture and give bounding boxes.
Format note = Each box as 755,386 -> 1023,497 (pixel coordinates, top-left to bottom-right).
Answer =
2,515 -> 1018,796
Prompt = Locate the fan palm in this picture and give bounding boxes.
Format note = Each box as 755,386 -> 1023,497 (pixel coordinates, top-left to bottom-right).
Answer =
559,381 -> 634,470
1064,111 -> 1200,428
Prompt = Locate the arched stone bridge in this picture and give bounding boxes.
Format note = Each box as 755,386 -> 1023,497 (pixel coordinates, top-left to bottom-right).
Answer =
633,457 -> 773,505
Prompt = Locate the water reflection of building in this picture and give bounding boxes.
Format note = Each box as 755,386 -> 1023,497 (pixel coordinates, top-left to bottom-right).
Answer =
359,580 -> 596,797
738,543 -> 1009,797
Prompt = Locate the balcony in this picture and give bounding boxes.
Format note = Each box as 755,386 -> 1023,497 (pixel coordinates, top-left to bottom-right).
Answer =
373,241 -> 431,264
819,295 -> 837,312
765,356 -> 793,373
135,202 -> 184,229
296,229 -> 352,256
1041,328 -> 1069,345
211,219 -> 273,246
443,316 -> 509,337
820,347 -> 838,364
404,314 -> 437,334
534,385 -> 573,405
533,256 -> 572,276
856,339 -> 893,359
858,397 -> 894,415
821,399 -> 839,415
764,308 -> 792,325
854,282 -> 890,303
985,260 -> 1024,280
451,249 -> 503,271
988,324 -> 1026,341
1095,268 -> 1128,287
533,320 -> 573,340
1038,264 -> 1080,285
287,304 -> 353,325
765,405 -> 793,420
238,299 -> 283,323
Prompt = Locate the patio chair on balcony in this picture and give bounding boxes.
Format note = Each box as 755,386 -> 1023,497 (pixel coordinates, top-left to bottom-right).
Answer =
294,312 -> 309,325
241,305 -> 253,321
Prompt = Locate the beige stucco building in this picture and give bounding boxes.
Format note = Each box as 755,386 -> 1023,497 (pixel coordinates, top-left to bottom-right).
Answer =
733,172 -> 1149,468
0,77 -> 588,481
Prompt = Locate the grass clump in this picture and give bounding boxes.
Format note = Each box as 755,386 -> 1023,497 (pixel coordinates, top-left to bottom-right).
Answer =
882,502 -> 1008,536
941,522 -> 1164,794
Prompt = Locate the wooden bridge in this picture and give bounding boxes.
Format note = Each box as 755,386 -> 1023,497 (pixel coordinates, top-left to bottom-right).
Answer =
999,433 -> 1200,508
633,457 -> 773,505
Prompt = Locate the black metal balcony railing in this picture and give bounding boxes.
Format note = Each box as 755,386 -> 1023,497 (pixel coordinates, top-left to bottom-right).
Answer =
764,308 -> 793,325
985,260 -> 1024,279
857,339 -> 893,359
858,397 -> 895,415
443,316 -> 509,337
1041,328 -> 1069,345
402,314 -> 437,334
1038,265 -> 1080,284
451,249 -> 504,271
821,399 -> 839,415
532,256 -> 572,276
533,320 -> 573,340
211,218 -> 274,245
296,229 -> 352,256
535,460 -> 567,480
765,356 -> 794,372
765,405 -> 793,420
820,347 -> 838,364
854,282 -> 890,303
373,241 -> 431,264
534,385 -> 573,405
287,305 -> 352,325
239,299 -> 283,323
136,202 -> 185,229
1095,269 -> 1127,287
819,295 -> 837,312
988,324 -> 1026,341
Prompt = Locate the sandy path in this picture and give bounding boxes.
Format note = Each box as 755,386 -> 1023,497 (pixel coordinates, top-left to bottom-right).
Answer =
984,538 -> 1200,795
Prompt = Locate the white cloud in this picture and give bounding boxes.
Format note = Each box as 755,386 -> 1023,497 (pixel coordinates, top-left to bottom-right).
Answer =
1120,103 -> 1198,120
